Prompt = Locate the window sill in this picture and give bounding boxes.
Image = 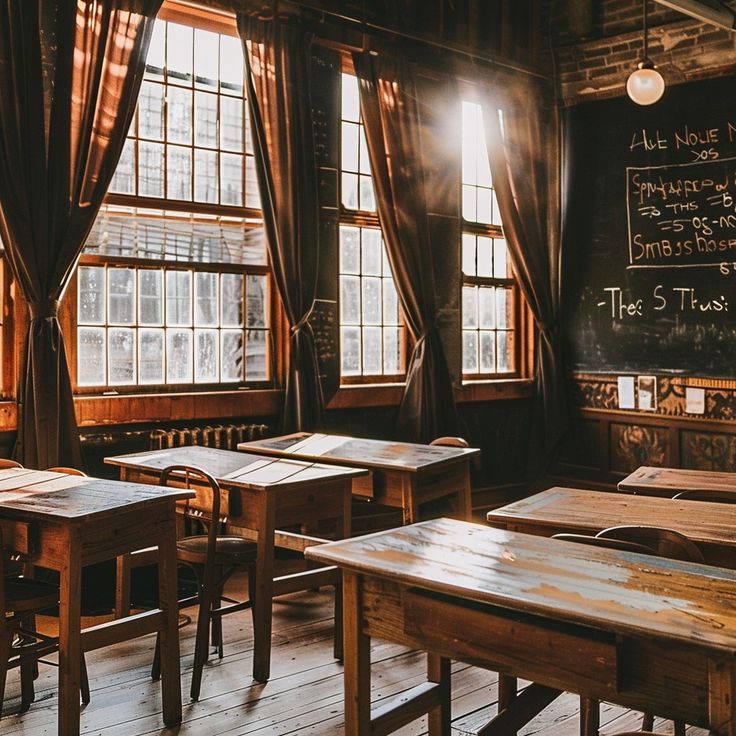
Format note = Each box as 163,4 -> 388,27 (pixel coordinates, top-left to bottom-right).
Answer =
328,383 -> 406,409
457,378 -> 534,403
74,389 -> 282,426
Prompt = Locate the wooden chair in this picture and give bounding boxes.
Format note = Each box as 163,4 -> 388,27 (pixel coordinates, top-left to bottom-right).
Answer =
554,526 -> 701,736
151,464 -> 256,701
672,488 -> 736,503
0,530 -> 89,716
46,467 -> 86,476
429,436 -> 469,448
0,460 -> 22,470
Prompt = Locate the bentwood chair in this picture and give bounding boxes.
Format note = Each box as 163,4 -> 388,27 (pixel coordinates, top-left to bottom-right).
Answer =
0,529 -> 89,716
553,526 -> 703,736
46,467 -> 87,476
0,460 -> 22,470
672,488 -> 736,503
429,436 -> 469,448
152,464 -> 256,701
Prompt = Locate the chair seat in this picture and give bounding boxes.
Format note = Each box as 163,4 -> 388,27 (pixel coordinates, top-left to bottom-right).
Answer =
177,535 -> 256,565
5,578 -> 59,613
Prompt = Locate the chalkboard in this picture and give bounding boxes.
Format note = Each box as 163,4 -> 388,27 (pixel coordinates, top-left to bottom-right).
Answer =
563,73 -> 736,377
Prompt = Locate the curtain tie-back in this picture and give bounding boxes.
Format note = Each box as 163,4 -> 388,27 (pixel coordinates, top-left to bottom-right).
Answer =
290,314 -> 312,335
29,299 -> 60,320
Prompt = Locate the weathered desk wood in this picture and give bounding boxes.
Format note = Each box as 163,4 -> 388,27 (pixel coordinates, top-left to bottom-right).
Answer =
0,468 -> 190,736
486,486 -> 736,568
618,465 -> 736,497
239,432 -> 479,523
306,517 -> 736,735
105,445 -> 365,683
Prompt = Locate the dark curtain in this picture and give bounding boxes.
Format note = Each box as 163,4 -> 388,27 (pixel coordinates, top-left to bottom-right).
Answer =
0,0 -> 161,469
353,52 -> 457,444
238,16 -> 324,433
481,77 -> 566,472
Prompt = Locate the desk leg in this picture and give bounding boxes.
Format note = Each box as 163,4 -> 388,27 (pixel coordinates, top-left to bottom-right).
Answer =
158,513 -> 183,725
344,572 -> 371,734
498,674 -> 518,736
709,658 -> 736,735
402,476 -> 418,525
58,532 -> 82,736
427,653 -> 451,735
458,463 -> 472,521
253,495 -> 276,683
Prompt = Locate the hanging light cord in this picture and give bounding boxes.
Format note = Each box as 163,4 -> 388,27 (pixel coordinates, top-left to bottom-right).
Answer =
642,0 -> 650,60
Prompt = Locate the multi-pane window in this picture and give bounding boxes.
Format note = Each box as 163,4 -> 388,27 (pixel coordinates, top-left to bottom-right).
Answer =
110,19 -> 259,209
339,72 -> 403,380
76,13 -> 270,392
461,100 -> 517,377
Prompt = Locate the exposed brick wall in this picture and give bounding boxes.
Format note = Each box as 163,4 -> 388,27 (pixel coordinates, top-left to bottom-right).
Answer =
552,0 -> 736,105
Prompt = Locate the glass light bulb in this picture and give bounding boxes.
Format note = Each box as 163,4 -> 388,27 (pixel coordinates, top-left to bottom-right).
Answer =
626,66 -> 665,106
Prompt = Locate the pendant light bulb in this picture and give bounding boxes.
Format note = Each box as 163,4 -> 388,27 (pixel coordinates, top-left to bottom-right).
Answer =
627,60 -> 665,105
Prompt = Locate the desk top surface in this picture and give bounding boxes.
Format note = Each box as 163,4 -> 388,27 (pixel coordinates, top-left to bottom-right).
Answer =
618,465 -> 736,494
0,468 -> 192,522
486,487 -> 736,547
105,445 -> 366,490
238,432 -> 479,472
306,517 -> 736,655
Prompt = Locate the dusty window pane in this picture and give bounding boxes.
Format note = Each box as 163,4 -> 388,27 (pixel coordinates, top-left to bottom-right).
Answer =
480,330 -> 496,373
342,172 -> 358,210
138,328 -> 164,384
220,273 -> 243,327
492,190 -> 502,226
167,23 -> 193,83
108,328 -> 136,385
78,266 -> 105,324
358,128 -> 371,175
108,269 -> 135,325
498,330 -> 515,373
194,29 -> 218,88
462,184 -> 476,222
194,91 -> 217,147
194,272 -> 218,326
479,287 -> 496,328
462,330 -> 478,373
221,329 -> 243,381
219,35 -> 243,93
221,153 -> 243,206
341,326 -> 360,375
383,279 -> 399,325
340,276 -> 360,324
245,275 -> 267,327
245,155 -> 260,208
359,175 -> 376,212
361,277 -> 381,325
341,73 -> 360,123
383,327 -> 400,374
477,186 -> 492,224
361,230 -> 381,276
139,81 -> 164,140
166,271 -> 192,326
78,327 -> 106,386
462,233 -> 476,276
194,329 -> 219,382
342,122 -> 359,172
221,97 -> 243,152
166,328 -> 193,383
477,236 -> 493,277
167,145 -> 192,200
168,87 -> 192,145
339,227 -> 360,274
195,149 -> 218,203
245,329 -> 268,380
497,288 -> 510,329
109,138 -> 135,194
146,20 -> 165,77
494,239 -> 508,278
138,142 -> 164,197
362,326 -> 381,374
462,286 -> 477,328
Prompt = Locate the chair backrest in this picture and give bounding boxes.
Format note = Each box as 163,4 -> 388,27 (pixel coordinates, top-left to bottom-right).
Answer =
552,533 -> 657,556
0,459 -> 23,469
672,489 -> 736,504
47,466 -> 87,476
595,525 -> 705,563
429,436 -> 469,448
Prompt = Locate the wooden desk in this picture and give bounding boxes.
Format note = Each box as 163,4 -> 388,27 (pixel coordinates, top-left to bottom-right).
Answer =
486,486 -> 736,568
105,445 -> 365,683
0,467 -> 190,736
306,517 -> 736,735
619,465 -> 736,497
239,432 -> 479,523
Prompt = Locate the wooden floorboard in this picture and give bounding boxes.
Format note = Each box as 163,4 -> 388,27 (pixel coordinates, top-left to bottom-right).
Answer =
0,572 -> 711,735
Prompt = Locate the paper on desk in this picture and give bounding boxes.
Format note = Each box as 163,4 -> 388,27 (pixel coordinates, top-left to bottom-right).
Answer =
113,451 -> 174,467
221,458 -> 279,480
293,434 -> 346,456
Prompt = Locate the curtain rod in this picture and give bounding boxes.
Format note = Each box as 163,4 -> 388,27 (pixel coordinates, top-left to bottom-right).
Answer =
275,0 -> 549,81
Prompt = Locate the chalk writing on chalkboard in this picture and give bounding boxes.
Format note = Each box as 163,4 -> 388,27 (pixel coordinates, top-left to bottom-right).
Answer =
308,298 -> 339,401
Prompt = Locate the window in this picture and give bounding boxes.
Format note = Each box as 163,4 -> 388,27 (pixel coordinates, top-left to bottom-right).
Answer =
75,12 -> 270,392
339,71 -> 403,380
461,100 -> 518,377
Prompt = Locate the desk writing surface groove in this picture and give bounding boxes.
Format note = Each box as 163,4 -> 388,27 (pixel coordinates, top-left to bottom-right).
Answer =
486,487 -> 736,551
306,518 -> 736,654
619,465 -> 736,495
239,431 -> 480,471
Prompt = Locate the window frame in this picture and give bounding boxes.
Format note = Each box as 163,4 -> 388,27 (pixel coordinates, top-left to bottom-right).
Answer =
67,1 -> 278,396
